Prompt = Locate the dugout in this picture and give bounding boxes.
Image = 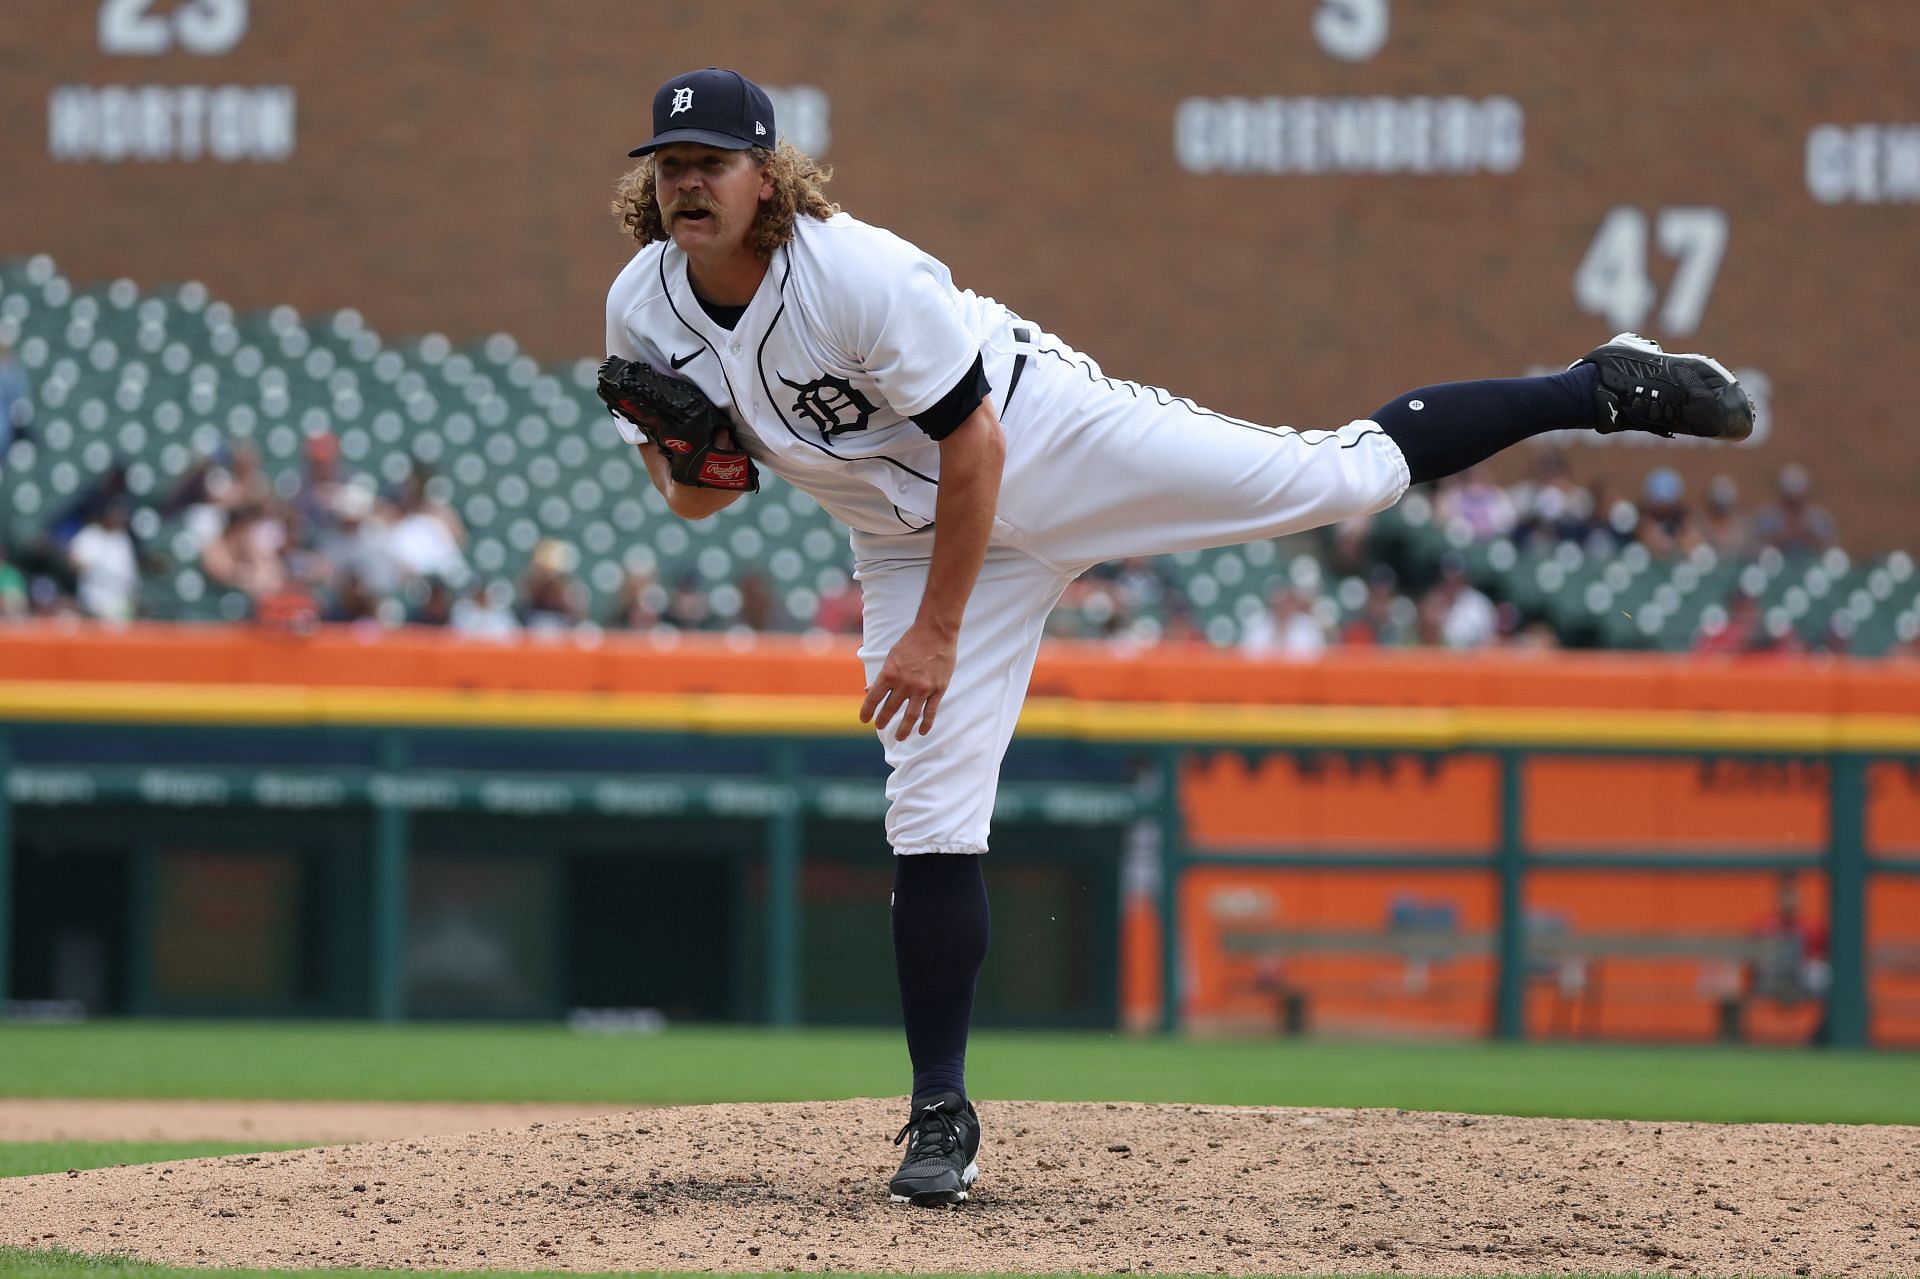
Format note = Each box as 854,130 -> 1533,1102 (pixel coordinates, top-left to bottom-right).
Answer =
1,716 -> 1130,1026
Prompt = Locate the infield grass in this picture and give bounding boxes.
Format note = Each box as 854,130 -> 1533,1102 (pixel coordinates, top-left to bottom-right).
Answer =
0,1142 -> 300,1180
0,1021 -> 1916,1124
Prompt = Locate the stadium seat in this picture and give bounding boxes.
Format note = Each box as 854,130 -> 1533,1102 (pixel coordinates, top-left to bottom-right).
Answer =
4,252 -> 1905,650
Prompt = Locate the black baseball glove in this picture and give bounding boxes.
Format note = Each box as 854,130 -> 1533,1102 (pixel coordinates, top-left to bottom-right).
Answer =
596,356 -> 759,492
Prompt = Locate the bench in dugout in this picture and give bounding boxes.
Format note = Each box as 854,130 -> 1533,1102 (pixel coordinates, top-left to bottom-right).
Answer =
1218,924 -> 1829,1041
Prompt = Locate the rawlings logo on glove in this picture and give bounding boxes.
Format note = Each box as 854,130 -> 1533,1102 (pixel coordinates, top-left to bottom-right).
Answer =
700,456 -> 753,486
596,355 -> 760,493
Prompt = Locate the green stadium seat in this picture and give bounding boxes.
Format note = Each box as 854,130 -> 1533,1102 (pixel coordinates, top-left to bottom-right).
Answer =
9,251 -> 1902,645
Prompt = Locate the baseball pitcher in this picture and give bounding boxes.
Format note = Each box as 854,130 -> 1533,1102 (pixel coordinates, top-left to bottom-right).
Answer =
600,67 -> 1753,1207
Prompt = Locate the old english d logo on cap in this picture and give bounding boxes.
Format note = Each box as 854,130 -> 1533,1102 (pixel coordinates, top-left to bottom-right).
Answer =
629,68 -> 777,157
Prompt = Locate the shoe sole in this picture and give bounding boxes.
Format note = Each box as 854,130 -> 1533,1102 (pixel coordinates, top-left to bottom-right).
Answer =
888,1159 -> 979,1207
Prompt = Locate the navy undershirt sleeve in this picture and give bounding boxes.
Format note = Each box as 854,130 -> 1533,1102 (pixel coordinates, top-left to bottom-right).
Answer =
910,354 -> 989,440
1372,367 -> 1598,485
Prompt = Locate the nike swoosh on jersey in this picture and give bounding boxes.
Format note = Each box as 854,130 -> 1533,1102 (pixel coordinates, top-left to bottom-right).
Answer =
670,350 -> 702,369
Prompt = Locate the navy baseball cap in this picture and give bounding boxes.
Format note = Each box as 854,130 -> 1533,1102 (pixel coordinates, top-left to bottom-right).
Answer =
628,68 -> 776,157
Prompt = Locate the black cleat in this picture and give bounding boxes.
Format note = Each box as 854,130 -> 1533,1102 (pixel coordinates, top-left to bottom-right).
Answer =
887,1091 -> 980,1207
1573,332 -> 1754,441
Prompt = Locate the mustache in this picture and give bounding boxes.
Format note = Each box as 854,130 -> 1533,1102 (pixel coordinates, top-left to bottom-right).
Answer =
667,195 -> 715,219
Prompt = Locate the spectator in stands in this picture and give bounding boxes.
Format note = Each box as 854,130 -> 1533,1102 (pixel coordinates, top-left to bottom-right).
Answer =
1753,463 -> 1838,557
27,576 -> 78,618
255,580 -> 322,633
733,570 -> 781,631
1241,583 -> 1328,658
67,498 -> 140,623
606,561 -> 667,629
1699,474 -> 1754,559
1433,464 -> 1517,541
158,445 -> 229,554
452,578 -> 521,638
1324,511 -> 1376,578
1634,466 -> 1701,559
1157,596 -> 1206,646
518,539 -> 587,629
1340,564 -> 1416,646
44,461 -> 131,552
315,482 -> 396,597
1695,587 -> 1810,656
1593,477 -> 1645,552
387,474 -> 468,587
1047,558 -> 1168,642
0,340 -> 30,453
1812,613 -> 1854,657
202,504 -> 287,600
1046,575 -> 1123,639
0,539 -> 31,619
1111,556 -> 1171,620
324,567 -> 382,624
1503,613 -> 1562,650
1421,551 -> 1498,649
408,576 -> 458,627
292,432 -> 347,545
1757,608 -> 1810,655
159,449 -> 214,514
663,571 -> 714,631
1507,448 -> 1594,549
189,441 -> 293,576
1693,587 -> 1763,654
401,467 -> 467,546
217,441 -> 276,514
812,569 -> 863,635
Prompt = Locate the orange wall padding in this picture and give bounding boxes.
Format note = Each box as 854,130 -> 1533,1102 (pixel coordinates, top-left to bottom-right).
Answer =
3,624 -> 1920,713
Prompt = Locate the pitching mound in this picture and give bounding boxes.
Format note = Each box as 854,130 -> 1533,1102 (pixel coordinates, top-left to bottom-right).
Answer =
2,1099 -> 1914,1275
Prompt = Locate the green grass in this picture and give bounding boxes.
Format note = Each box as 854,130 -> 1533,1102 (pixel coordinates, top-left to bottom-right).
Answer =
0,1021 -> 1916,1123
0,1142 -> 299,1179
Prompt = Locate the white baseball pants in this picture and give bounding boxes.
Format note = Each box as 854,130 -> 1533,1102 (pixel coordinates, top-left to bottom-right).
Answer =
855,335 -> 1410,855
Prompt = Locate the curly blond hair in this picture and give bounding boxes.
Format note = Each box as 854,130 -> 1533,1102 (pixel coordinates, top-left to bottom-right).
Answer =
611,142 -> 838,256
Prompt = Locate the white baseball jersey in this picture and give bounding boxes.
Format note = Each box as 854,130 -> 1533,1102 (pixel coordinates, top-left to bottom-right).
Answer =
606,212 -> 1411,855
605,212 -> 1028,538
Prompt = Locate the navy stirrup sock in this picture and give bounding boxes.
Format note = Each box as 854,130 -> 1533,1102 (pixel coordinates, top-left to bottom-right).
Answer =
891,853 -> 990,1107
1371,366 -> 1598,486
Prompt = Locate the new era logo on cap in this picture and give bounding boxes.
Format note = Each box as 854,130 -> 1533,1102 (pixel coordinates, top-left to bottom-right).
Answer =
629,67 -> 777,157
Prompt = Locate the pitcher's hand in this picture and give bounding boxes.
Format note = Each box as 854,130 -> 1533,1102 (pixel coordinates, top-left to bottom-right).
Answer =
860,621 -> 956,742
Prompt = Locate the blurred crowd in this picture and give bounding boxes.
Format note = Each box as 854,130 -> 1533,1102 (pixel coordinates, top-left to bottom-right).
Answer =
1042,448 -> 1852,655
0,424 -> 871,639
0,366 -> 1880,657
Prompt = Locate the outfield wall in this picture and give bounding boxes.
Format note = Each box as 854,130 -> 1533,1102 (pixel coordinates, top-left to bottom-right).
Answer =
1,626 -> 1918,1045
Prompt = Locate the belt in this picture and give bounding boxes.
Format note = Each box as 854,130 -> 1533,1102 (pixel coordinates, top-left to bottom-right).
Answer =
1004,326 -> 1033,413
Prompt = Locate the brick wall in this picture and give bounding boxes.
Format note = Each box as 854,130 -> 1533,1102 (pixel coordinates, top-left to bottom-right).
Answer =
5,1 -> 1916,548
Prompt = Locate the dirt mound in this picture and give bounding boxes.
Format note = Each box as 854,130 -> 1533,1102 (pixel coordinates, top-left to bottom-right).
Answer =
2,1099 -> 1915,1275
